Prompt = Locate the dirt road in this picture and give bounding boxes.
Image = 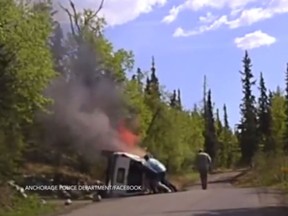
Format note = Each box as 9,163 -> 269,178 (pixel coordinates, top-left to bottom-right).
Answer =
58,171 -> 288,216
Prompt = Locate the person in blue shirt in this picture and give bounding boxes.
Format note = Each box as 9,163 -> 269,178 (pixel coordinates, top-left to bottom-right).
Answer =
143,154 -> 177,192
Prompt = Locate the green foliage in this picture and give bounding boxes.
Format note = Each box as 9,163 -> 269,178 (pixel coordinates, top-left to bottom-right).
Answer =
252,152 -> 288,188
124,73 -> 152,138
216,105 -> 238,168
0,0 -> 55,124
0,0 -> 56,179
169,89 -> 182,110
270,88 -> 286,152
0,194 -> 55,216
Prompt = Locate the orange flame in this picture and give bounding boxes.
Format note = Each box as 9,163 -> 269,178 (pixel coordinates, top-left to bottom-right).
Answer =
117,120 -> 145,156
117,121 -> 139,147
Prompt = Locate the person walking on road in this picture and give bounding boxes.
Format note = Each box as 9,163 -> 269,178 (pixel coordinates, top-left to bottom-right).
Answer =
195,149 -> 212,190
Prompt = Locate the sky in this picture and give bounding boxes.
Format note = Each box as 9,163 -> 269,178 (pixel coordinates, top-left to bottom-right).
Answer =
61,0 -> 288,127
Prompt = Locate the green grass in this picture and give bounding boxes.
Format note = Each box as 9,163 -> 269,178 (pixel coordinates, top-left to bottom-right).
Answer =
234,153 -> 288,191
0,195 -> 93,216
0,195 -> 57,216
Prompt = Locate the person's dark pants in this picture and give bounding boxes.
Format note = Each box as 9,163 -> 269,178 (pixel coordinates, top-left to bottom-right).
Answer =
158,172 -> 177,192
143,168 -> 158,193
199,170 -> 208,190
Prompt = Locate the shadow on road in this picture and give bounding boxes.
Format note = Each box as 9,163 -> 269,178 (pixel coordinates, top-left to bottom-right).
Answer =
165,206 -> 288,216
187,169 -> 250,188
183,169 -> 252,191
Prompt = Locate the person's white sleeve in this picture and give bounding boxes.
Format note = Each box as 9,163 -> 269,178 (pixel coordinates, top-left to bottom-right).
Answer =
208,155 -> 212,163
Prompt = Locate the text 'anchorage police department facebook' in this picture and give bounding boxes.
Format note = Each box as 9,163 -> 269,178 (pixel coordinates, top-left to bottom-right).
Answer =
24,185 -> 142,191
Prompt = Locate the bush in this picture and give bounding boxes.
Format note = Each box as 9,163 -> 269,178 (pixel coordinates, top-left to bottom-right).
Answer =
252,151 -> 288,187
0,186 -> 55,216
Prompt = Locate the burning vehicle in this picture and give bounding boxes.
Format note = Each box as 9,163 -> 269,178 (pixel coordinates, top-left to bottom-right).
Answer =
101,151 -> 147,197
98,109 -> 177,198
101,150 -> 177,198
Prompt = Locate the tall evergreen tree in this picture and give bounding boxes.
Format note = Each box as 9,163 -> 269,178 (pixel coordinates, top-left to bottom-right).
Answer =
238,51 -> 258,165
223,104 -> 231,165
169,90 -> 177,108
136,68 -> 144,85
177,89 -> 182,110
203,89 -> 217,164
257,72 -> 273,152
202,75 -> 207,116
215,108 -> 224,167
216,108 -> 223,137
223,104 -> 229,129
149,56 -> 160,98
144,56 -> 161,113
132,68 -> 144,90
144,77 -> 151,94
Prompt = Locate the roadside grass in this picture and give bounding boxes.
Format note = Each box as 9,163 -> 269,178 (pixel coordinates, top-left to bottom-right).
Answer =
0,183 -> 93,216
233,169 -> 259,187
0,194 -> 93,216
237,153 -> 287,187
169,172 -> 198,190
234,152 -> 288,203
0,195 -> 57,216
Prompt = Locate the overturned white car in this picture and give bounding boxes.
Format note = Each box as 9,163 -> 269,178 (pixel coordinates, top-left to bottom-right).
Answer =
102,151 -> 147,197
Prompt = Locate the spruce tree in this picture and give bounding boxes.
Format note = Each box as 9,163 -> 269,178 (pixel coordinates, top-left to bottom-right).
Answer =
215,108 -> 224,167
257,72 -> 273,152
223,104 -> 232,167
216,109 -> 223,137
177,89 -> 182,110
144,56 -> 161,112
169,90 -> 177,108
223,104 -> 229,130
202,75 -> 207,117
204,89 -> 217,164
136,68 -> 144,85
149,56 -> 160,98
144,77 -> 151,94
238,51 -> 258,165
